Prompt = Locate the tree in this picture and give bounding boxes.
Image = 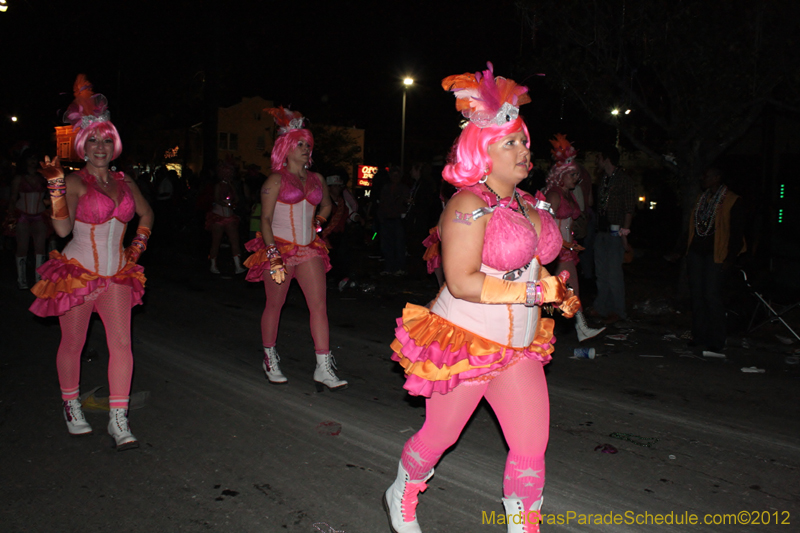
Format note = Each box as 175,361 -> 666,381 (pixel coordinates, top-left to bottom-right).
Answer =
307,125 -> 364,179
517,0 -> 800,225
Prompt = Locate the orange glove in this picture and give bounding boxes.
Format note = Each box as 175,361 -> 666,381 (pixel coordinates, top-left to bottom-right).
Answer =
39,156 -> 69,220
480,275 -> 527,304
558,289 -> 581,318
265,244 -> 286,284
563,239 -> 585,252
536,275 -> 568,304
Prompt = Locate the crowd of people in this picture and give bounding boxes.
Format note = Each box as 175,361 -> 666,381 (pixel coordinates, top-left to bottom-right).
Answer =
1,66 -> 748,533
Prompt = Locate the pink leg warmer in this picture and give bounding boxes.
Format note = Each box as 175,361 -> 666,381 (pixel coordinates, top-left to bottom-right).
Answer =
484,358 -> 549,501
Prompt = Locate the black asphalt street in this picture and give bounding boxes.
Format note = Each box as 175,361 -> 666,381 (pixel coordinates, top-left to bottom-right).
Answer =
2,245 -> 799,532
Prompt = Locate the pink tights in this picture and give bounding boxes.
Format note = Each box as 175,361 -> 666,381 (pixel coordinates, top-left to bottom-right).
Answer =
401,357 -> 549,503
56,284 -> 134,410
261,257 -> 329,353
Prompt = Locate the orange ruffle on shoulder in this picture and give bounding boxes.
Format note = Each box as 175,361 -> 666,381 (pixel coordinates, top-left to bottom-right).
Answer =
421,226 -> 441,274
391,303 -> 555,397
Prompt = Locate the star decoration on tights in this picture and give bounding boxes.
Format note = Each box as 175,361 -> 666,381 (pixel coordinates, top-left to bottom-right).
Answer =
516,468 -> 543,478
406,450 -> 424,465
506,492 -> 528,500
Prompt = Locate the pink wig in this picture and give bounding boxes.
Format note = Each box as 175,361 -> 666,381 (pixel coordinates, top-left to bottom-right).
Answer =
75,121 -> 123,161
270,128 -> 314,172
544,160 -> 579,193
441,117 -> 530,188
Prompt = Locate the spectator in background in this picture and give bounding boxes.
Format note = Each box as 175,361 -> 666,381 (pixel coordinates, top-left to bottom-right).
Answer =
576,163 -> 597,280
591,145 -> 635,324
206,161 -> 246,275
378,166 -> 410,276
9,151 -> 48,289
154,167 -> 173,244
684,167 -> 745,355
405,163 -> 438,267
321,171 -> 362,290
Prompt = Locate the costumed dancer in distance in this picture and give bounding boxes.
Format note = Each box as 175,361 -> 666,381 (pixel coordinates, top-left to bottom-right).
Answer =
30,75 -> 153,450
9,150 -> 49,289
206,160 -> 247,275
544,134 -> 605,342
243,107 -> 347,391
384,63 -> 580,533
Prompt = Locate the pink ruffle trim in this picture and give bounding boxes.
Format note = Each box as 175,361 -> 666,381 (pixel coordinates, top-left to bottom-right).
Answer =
244,233 -> 331,283
205,211 -> 240,230
390,304 -> 554,397
421,227 -> 441,274
29,251 -> 145,317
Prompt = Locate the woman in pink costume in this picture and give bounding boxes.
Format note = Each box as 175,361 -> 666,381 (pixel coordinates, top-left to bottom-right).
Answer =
30,75 -> 153,451
9,151 -> 49,289
206,161 -> 246,275
383,63 -> 580,533
544,135 -> 605,343
244,107 -> 347,391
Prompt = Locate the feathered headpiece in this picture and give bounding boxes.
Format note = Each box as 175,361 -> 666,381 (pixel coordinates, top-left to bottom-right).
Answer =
63,74 -> 110,131
266,106 -> 306,136
545,134 -> 579,190
442,62 -> 531,128
550,134 -> 577,165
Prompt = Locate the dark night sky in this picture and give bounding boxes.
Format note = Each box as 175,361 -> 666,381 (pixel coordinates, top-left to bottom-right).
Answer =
1,0 -> 604,166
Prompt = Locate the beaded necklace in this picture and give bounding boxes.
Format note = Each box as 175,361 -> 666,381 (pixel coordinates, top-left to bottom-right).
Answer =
694,185 -> 727,237
483,183 -> 533,226
597,169 -> 617,215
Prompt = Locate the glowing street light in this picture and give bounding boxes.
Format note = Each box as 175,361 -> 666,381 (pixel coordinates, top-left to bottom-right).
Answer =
611,108 -> 620,116
11,116 -> 17,122
625,109 -> 631,115
0,1 -> 8,13
401,77 -> 414,176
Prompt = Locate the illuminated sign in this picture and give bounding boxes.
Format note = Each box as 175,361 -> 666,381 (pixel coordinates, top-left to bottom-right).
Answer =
358,165 -> 378,187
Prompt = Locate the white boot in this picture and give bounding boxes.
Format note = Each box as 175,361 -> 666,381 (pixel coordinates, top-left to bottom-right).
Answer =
63,399 -> 92,436
108,408 -> 139,451
575,310 -> 605,342
314,352 -> 347,391
34,254 -> 46,282
210,258 -> 220,274
233,254 -> 247,274
502,496 -> 543,533
262,346 -> 288,384
16,256 -> 28,290
383,461 -> 434,533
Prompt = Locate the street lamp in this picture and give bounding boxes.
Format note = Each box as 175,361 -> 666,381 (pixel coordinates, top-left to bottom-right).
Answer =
401,77 -> 414,176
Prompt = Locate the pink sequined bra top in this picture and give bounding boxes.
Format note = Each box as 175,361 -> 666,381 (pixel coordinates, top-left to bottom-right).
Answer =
74,169 -> 136,224
277,169 -> 323,205
552,187 -> 581,220
458,185 -> 561,272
